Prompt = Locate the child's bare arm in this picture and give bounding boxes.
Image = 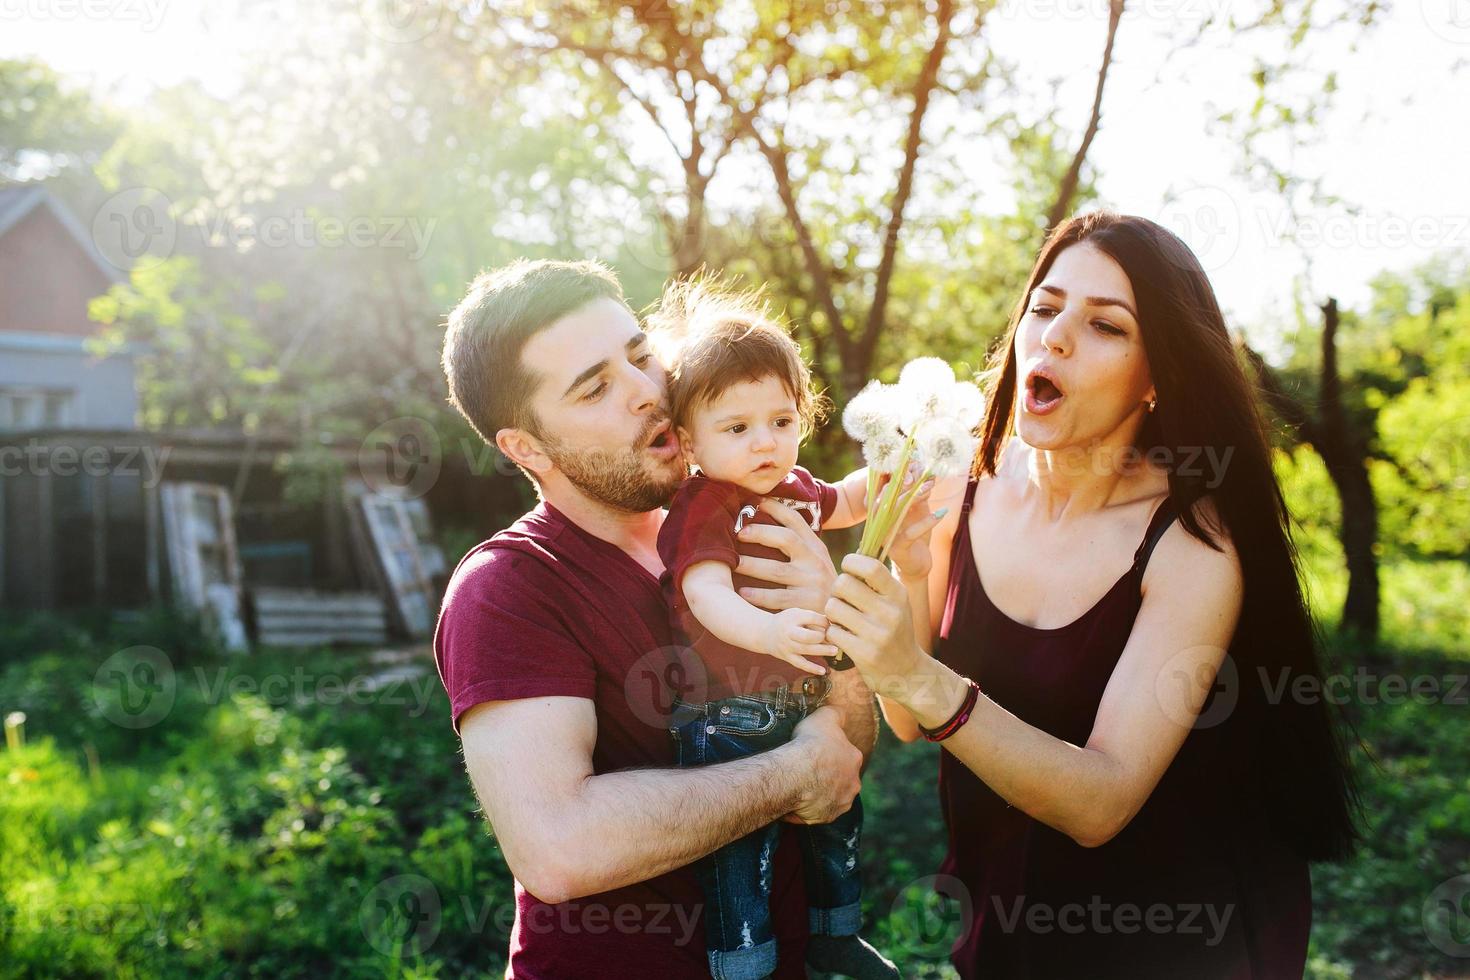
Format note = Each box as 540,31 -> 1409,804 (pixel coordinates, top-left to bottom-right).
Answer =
682,560 -> 838,675
823,467 -> 871,530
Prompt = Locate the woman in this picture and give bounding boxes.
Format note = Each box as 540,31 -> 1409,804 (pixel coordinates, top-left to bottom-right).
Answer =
823,212 -> 1359,977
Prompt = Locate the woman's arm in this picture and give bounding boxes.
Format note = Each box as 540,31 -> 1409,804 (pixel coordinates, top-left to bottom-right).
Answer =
825,519 -> 1243,848
879,575 -> 930,742
874,474 -> 965,742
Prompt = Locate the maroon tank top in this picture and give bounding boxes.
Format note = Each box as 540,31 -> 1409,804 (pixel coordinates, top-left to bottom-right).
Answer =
932,477 -> 1311,979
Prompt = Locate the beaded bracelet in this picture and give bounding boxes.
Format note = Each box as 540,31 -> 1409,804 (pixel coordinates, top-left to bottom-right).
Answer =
919,678 -> 981,742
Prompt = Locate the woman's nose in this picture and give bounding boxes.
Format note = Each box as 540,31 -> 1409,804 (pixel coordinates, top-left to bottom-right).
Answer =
1039,309 -> 1073,356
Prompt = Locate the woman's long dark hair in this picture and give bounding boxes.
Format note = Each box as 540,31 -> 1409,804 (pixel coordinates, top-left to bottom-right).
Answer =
974,211 -> 1359,861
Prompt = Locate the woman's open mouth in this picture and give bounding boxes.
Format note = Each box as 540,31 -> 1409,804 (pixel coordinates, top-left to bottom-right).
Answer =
1023,368 -> 1065,416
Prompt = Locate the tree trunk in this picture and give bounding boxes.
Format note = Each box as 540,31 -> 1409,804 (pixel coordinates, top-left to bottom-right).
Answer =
1239,297 -> 1381,644
1328,455 -> 1381,640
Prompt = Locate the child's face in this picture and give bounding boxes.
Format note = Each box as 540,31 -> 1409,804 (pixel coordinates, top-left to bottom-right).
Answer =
677,374 -> 802,495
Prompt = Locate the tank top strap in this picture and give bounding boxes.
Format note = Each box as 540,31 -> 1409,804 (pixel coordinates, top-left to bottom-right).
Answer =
959,474 -> 979,515
1132,495 -> 1180,574
939,477 -> 980,642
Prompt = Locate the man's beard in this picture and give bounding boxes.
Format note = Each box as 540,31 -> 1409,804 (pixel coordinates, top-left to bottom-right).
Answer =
541,425 -> 685,513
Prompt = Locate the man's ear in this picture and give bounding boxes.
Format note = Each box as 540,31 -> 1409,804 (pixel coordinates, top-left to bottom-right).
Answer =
496,427 -> 553,477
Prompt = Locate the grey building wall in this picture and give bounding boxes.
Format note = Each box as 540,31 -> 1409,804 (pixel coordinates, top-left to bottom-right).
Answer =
0,332 -> 139,429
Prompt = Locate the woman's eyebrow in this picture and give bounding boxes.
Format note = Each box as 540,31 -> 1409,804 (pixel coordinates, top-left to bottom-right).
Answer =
1035,284 -> 1136,319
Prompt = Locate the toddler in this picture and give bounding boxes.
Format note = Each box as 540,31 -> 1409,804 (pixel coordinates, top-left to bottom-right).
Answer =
651,282 -> 899,980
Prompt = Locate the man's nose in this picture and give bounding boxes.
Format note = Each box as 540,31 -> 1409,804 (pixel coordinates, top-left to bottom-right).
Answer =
625,359 -> 661,413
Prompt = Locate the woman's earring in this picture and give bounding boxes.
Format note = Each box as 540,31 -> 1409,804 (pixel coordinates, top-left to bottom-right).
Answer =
1147,397 -> 1157,413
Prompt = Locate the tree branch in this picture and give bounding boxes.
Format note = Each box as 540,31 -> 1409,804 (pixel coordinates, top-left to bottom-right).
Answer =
1318,297 -> 1346,444
1045,0 -> 1125,233
860,0 -> 956,366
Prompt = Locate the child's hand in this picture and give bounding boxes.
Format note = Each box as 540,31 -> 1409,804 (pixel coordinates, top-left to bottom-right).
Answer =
761,608 -> 838,675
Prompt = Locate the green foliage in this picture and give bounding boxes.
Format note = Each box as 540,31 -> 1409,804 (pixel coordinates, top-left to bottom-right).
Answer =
0,618 -> 510,978
3,569 -> 1468,978
0,58 -> 119,184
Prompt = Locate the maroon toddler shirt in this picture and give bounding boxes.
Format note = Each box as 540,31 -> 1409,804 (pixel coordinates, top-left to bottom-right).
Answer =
432,500 -> 810,979
656,465 -> 839,700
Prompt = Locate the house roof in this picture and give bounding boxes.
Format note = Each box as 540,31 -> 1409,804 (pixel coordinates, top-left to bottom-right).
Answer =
0,184 -> 123,284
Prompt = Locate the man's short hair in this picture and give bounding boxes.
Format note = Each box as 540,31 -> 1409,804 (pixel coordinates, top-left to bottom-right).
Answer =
442,259 -> 626,449
647,278 -> 827,440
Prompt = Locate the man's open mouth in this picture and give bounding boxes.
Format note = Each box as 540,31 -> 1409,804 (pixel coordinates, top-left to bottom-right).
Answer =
646,420 -> 678,454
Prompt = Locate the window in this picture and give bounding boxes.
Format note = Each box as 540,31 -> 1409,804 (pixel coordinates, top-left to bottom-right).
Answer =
0,387 -> 75,430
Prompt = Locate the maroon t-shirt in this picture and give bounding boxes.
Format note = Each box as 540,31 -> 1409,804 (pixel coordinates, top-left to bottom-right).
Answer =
656,465 -> 839,700
433,501 -> 810,979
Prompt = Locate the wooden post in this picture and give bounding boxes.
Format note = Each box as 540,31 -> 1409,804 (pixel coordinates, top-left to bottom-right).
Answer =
92,470 -> 108,605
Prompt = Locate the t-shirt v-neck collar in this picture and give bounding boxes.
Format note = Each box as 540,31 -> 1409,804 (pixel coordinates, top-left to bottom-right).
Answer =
541,499 -> 664,588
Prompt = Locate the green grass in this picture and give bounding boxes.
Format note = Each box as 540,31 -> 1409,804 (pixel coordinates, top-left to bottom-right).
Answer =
1,546 -> 1467,977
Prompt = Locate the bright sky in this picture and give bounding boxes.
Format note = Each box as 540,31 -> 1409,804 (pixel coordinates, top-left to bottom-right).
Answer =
3,0 -> 1466,340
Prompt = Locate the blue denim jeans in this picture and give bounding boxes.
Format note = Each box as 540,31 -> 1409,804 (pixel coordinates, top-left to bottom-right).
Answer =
669,677 -> 865,980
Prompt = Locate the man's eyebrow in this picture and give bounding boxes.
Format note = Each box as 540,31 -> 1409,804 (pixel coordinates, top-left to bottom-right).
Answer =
561,333 -> 650,399
1034,284 -> 1137,319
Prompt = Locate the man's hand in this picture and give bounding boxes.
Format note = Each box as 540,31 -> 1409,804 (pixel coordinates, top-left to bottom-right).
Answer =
782,706 -> 862,824
761,608 -> 839,674
734,498 -> 838,613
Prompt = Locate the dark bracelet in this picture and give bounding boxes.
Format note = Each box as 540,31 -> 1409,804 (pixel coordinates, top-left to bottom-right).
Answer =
920,678 -> 981,742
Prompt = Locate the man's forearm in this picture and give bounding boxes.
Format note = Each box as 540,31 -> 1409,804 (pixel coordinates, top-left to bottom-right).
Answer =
825,666 -> 878,765
543,743 -> 806,902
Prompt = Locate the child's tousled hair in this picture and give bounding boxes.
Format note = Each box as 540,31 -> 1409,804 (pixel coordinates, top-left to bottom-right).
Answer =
647,276 -> 829,439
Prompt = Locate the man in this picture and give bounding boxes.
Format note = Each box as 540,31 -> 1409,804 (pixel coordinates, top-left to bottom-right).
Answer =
434,258 -> 877,978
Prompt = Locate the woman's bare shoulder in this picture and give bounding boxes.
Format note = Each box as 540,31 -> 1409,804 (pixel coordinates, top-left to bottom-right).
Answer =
1144,495 -> 1242,599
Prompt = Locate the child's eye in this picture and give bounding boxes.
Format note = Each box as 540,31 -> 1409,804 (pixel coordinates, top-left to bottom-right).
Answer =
774,418 -> 792,428
729,424 -> 745,434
